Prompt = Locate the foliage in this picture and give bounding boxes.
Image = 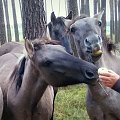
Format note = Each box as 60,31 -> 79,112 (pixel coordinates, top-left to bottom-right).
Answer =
54,85 -> 90,120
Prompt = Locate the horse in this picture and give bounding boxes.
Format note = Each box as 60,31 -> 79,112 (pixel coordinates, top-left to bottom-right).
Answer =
70,9 -> 120,120
0,36 -> 98,120
0,11 -> 76,120
0,42 -> 24,56
0,12 -> 75,120
47,11 -> 73,55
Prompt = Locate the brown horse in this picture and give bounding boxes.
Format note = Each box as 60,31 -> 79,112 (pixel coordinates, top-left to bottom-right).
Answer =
70,10 -> 120,120
0,37 -> 98,120
0,12 -> 74,120
0,42 -> 24,56
0,87 -> 3,120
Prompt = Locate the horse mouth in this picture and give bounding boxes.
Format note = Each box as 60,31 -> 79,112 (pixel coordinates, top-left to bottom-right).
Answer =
91,50 -> 102,62
91,50 -> 102,57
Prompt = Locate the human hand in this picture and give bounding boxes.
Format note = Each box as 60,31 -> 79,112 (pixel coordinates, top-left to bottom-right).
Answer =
98,68 -> 120,88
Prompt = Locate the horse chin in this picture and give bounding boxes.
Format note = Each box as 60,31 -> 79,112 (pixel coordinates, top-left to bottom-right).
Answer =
85,79 -> 97,85
92,54 -> 102,62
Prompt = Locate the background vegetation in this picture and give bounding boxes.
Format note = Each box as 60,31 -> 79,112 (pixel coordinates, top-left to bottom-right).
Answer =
54,85 -> 89,120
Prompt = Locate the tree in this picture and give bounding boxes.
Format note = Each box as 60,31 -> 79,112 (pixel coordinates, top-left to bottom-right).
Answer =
110,0 -> 114,40
67,0 -> 78,17
67,0 -> 79,57
80,0 -> 85,14
85,0 -> 90,16
114,0 -> 118,43
0,0 -> 6,45
11,0 -> 19,42
21,0 -> 46,40
94,0 -> 98,14
3,0 -> 12,42
98,0 -> 101,12
101,0 -> 106,39
118,0 -> 120,42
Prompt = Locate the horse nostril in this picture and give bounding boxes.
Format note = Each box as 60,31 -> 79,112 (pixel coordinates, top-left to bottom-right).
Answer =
70,27 -> 76,33
98,36 -> 102,43
84,38 -> 91,46
85,70 -> 95,79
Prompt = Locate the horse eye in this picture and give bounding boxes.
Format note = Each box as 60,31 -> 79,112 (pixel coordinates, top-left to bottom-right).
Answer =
70,27 -> 76,33
42,60 -> 52,67
34,44 -> 41,51
98,21 -> 102,27
54,30 -> 59,36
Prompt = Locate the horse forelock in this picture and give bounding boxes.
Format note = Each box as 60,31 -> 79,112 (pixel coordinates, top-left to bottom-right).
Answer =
74,14 -> 88,22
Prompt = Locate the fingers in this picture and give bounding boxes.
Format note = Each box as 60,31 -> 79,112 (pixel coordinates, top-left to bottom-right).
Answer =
99,72 -> 111,77
99,75 -> 109,81
99,75 -> 113,88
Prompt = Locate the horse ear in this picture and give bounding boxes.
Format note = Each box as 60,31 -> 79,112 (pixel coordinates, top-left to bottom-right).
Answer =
42,24 -> 51,40
94,9 -> 105,20
51,12 -> 56,23
66,11 -> 73,20
25,38 -> 34,58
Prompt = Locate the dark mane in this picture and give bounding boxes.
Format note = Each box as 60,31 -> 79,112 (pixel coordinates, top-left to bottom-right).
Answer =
16,57 -> 26,91
9,56 -> 26,92
32,37 -> 60,46
74,14 -> 88,21
69,14 -> 88,27
102,37 -> 116,53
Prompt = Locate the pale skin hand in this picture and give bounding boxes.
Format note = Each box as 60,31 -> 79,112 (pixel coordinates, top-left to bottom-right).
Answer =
99,70 -> 120,88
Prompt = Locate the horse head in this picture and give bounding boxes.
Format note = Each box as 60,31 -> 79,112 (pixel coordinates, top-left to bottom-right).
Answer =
25,38 -> 98,87
47,11 -> 73,54
70,9 -> 104,63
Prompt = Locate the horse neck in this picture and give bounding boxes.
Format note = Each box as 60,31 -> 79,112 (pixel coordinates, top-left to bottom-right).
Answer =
8,59 -> 48,110
88,82 -> 109,101
88,47 -> 110,100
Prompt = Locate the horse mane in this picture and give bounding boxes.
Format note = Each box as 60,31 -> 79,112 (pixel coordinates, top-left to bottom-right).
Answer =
104,37 -> 116,52
9,56 -> 26,92
16,57 -> 26,91
31,37 -> 60,47
9,37 -> 60,93
74,14 -> 88,21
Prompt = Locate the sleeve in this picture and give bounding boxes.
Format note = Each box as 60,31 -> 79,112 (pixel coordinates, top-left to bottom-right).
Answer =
112,79 -> 120,93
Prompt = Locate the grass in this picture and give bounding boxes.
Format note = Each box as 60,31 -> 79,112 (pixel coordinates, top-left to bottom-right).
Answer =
54,84 -> 90,120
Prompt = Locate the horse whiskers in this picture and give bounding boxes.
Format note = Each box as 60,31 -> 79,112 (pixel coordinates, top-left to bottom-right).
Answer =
97,79 -> 109,96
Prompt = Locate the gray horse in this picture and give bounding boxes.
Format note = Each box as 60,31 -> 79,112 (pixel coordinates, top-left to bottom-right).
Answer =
70,10 -> 120,120
0,36 -> 98,120
0,12 -> 74,120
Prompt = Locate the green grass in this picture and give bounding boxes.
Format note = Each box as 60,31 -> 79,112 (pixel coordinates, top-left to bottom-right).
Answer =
54,84 -> 90,120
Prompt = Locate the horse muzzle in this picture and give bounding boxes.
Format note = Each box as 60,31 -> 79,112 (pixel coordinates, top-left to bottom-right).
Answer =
91,44 -> 102,57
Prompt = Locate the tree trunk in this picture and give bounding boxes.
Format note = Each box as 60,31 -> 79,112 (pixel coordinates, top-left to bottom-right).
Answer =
85,0 -> 90,16
11,0 -> 19,42
0,0 -> 6,45
67,0 -> 78,17
101,0 -> 106,39
94,0 -> 98,14
80,0 -> 85,14
98,0 -> 101,12
21,0 -> 46,40
114,0 -> 118,43
110,0 -> 114,40
3,0 -> 12,42
118,0 -> 120,42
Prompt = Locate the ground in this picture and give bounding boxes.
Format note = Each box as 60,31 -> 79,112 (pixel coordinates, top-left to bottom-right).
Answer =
54,84 -> 90,120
